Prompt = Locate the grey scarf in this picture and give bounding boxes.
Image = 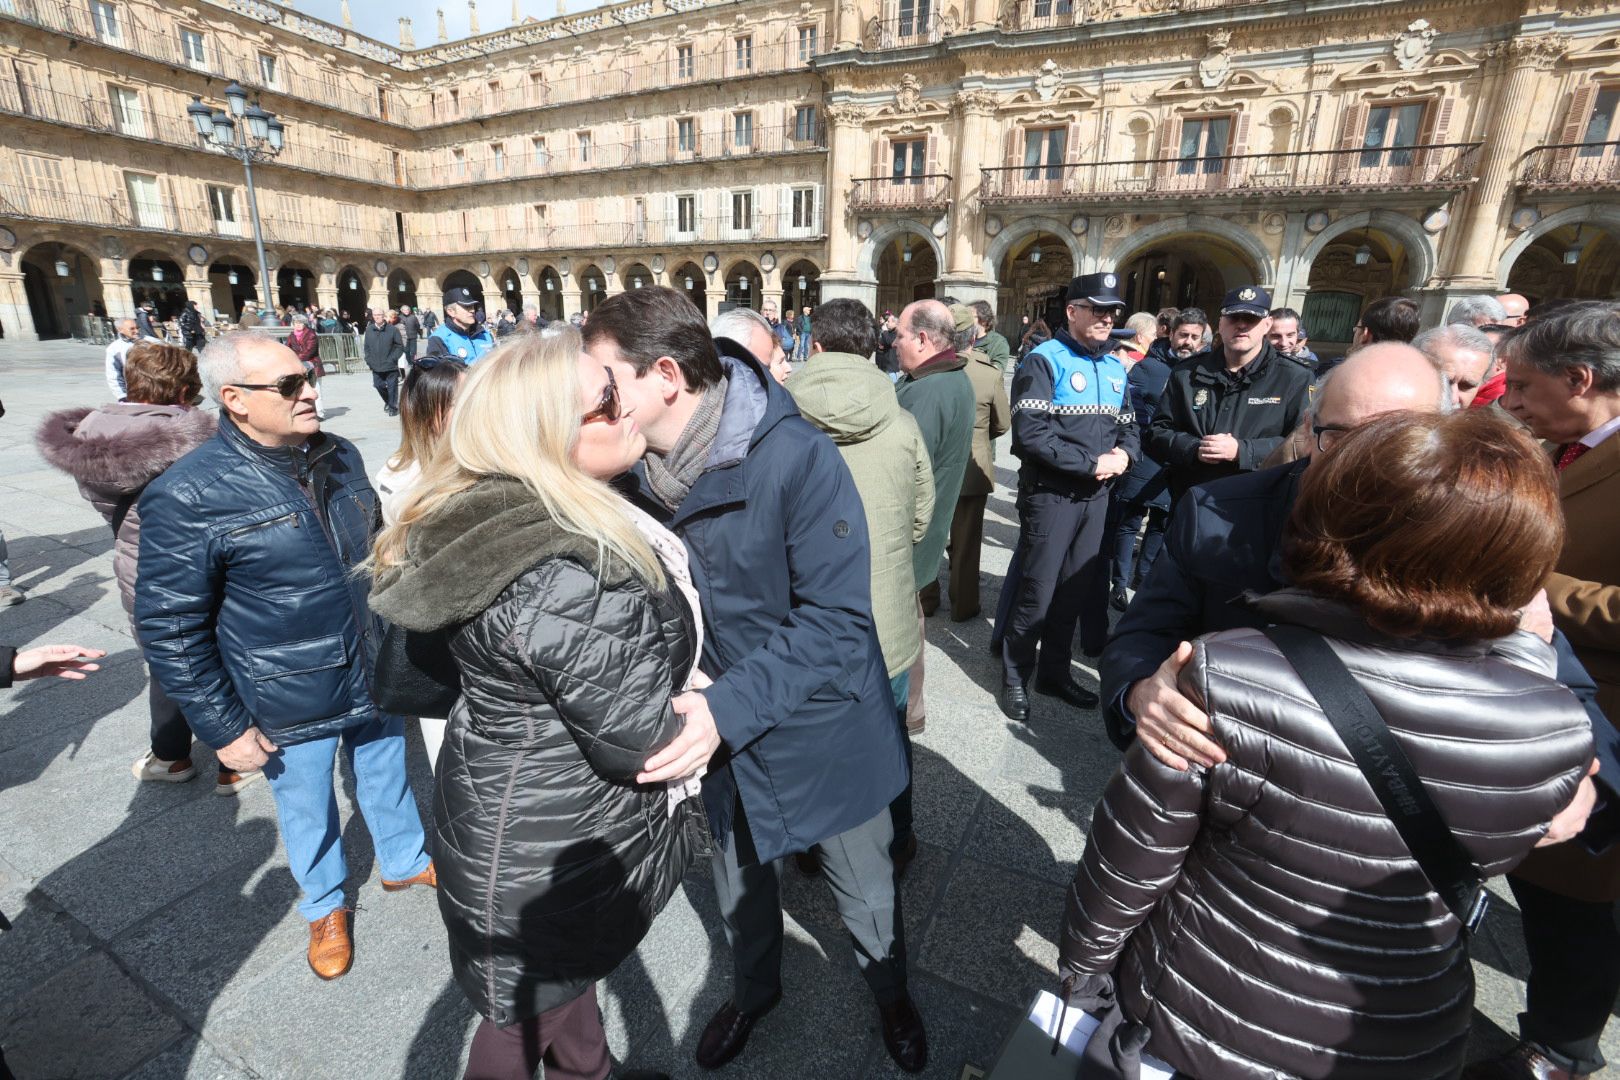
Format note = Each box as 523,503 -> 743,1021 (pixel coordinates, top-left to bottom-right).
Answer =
645,375 -> 728,510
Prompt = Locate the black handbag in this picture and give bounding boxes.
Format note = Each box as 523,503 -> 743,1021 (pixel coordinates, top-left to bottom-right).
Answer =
1262,624 -> 1490,935
373,620 -> 461,717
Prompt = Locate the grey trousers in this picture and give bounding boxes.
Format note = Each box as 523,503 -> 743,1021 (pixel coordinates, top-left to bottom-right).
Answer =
712,805 -> 908,1013
0,528 -> 10,587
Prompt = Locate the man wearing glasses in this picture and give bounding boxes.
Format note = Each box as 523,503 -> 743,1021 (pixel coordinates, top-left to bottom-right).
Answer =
135,334 -> 432,983
995,272 -> 1138,723
423,285 -> 496,365
1145,286 -> 1314,504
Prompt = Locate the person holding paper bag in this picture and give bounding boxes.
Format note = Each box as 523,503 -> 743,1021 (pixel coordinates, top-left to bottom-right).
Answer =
1060,410 -> 1596,1080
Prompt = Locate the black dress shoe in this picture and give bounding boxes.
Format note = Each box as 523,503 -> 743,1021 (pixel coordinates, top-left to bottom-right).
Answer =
1462,1042 -> 1590,1080
892,831 -> 919,879
694,994 -> 781,1070
616,1071 -> 672,1080
878,995 -> 928,1073
1109,585 -> 1130,612
999,684 -> 1029,722
794,850 -> 821,877
1034,673 -> 1100,709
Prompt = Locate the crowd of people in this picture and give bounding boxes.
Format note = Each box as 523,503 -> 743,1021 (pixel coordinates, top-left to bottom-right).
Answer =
6,270 -> 1620,1080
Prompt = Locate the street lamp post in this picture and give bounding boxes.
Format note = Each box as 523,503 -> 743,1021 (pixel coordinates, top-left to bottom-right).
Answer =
187,82 -> 286,326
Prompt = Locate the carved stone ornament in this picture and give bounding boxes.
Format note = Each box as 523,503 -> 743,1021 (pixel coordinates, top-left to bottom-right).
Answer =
374,259 -> 389,276
984,215 -> 1003,236
1036,60 -> 1062,102
863,16 -> 880,49
1262,212 -> 1286,235
1422,207 -> 1450,233
0,227 -> 15,252
995,0 -> 1016,32
856,219 -> 874,240
1304,210 -> 1330,234
651,255 -> 665,273
478,260 -> 492,278
103,236 -> 125,260
932,217 -> 948,238
896,74 -> 924,114
1510,207 -> 1541,232
603,255 -> 616,274
1198,30 -> 1232,89
321,255 -> 337,274
517,258 -> 530,276
1481,35 -> 1568,69
826,103 -> 870,124
953,89 -> 998,115
1070,215 -> 1088,236
1104,215 -> 1127,237
187,244 -> 209,266
1393,19 -> 1435,72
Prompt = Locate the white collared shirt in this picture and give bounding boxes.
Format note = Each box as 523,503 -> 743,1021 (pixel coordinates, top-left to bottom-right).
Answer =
1581,414 -> 1620,449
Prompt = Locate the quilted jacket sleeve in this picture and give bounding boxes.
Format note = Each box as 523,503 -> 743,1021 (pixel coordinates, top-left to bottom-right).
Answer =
133,480 -> 253,749
1061,642 -> 1213,977
512,559 -> 682,782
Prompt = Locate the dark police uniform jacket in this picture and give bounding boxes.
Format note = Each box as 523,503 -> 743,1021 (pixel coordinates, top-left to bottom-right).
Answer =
1012,328 -> 1139,497
1144,342 -> 1312,500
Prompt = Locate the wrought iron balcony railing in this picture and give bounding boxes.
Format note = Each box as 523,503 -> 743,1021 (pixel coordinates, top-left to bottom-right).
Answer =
980,143 -> 1481,202
1519,142 -> 1620,191
405,209 -> 825,256
862,12 -> 947,49
849,174 -> 953,211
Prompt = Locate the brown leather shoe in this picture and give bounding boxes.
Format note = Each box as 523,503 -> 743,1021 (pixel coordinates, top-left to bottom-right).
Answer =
307,910 -> 352,981
694,993 -> 781,1070
381,860 -> 437,892
878,994 -> 928,1073
1463,1043 -> 1589,1080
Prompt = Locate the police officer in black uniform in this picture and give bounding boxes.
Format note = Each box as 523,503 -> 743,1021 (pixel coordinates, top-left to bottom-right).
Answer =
996,272 -> 1140,723
1144,286 -> 1313,503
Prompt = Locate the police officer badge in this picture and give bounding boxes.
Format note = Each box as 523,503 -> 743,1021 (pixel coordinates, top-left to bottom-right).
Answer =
1070,371 -> 1088,393
458,347 -> 469,358
1194,388 -> 1210,409
1239,288 -> 1256,301
1104,274 -> 1117,288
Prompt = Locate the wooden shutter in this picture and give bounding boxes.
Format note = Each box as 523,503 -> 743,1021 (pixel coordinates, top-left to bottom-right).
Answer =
1337,101 -> 1369,150
1065,120 -> 1083,162
1554,84 -> 1599,168
1417,96 -> 1455,179
926,130 -> 941,177
1157,114 -> 1182,181
1226,110 -> 1251,186
872,136 -> 884,174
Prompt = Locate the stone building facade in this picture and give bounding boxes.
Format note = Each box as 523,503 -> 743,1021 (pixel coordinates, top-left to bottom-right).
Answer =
1,0 -> 1616,345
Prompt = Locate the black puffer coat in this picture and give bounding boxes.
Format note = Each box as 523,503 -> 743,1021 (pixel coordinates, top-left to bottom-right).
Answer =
1063,590 -> 1593,1080
370,477 -> 704,1027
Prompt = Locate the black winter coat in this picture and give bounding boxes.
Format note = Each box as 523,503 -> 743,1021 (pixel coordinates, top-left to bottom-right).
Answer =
362,322 -> 404,372
369,478 -> 703,1027
1144,342 -> 1313,500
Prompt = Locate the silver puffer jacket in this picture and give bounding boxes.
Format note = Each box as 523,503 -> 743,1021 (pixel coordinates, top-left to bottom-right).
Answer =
1062,590 -> 1593,1080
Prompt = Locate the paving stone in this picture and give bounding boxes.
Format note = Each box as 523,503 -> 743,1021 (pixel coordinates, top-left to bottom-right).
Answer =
0,949 -> 184,1079
916,856 -> 1066,1012
119,1035 -> 255,1080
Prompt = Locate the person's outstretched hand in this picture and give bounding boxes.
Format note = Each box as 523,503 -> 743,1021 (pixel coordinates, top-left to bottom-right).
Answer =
637,691 -> 722,784
12,644 -> 106,682
1537,758 -> 1601,847
1126,641 -> 1226,771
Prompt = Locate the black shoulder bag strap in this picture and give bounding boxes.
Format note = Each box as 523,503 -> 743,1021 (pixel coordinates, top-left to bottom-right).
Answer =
109,490 -> 139,540
1262,624 -> 1490,935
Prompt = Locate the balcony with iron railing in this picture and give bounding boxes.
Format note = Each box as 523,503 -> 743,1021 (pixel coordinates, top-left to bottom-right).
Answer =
0,0 -> 394,122
1520,142 -> 1620,191
404,38 -> 825,127
410,123 -> 825,187
849,174 -> 953,212
978,143 -> 1482,203
405,210 -> 825,256
862,13 -> 947,50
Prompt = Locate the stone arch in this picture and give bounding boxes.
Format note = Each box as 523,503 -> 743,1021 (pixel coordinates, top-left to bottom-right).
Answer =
855,218 -> 945,285
1105,214 -> 1276,287
983,216 -> 1084,282
18,241 -> 104,339
721,258 -> 763,310
1297,210 -> 1437,291
1497,204 -> 1620,288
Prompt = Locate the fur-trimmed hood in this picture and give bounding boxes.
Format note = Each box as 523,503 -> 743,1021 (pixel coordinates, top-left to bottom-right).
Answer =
36,404 -> 217,495
370,475 -> 632,633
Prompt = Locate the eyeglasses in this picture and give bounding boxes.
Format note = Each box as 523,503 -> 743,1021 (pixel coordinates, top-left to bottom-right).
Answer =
582,366 -> 622,424
1312,423 -> 1350,454
1070,303 -> 1119,321
230,373 -> 309,400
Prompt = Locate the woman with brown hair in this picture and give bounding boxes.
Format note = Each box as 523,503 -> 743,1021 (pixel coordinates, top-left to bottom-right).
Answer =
36,343 -> 254,793
1060,409 -> 1597,1080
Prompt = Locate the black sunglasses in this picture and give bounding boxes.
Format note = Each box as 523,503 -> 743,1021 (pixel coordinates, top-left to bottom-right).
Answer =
230,373 -> 310,399
582,367 -> 622,424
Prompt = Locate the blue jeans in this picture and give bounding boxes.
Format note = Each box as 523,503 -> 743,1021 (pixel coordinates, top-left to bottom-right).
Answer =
261,715 -> 429,921
1107,498 -> 1169,593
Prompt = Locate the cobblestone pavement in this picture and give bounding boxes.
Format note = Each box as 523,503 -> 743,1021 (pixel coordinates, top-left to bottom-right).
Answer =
0,340 -> 1612,1079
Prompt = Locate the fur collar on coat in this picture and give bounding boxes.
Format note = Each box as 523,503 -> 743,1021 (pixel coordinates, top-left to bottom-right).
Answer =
370,475 -> 635,634
36,404 -> 217,495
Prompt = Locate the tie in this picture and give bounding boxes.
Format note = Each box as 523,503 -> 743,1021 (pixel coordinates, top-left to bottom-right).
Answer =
1556,442 -> 1592,472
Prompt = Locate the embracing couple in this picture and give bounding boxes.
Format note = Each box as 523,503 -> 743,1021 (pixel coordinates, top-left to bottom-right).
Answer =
370,287 -> 926,1080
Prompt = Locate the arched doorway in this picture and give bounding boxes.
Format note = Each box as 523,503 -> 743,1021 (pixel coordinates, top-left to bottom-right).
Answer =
388,268 -> 418,312
997,232 -> 1076,337
496,266 -> 522,315
277,265 -> 314,311
19,242 -> 102,339
722,261 -> 762,311
130,252 -> 186,320
576,264 -> 606,314
672,262 -> 706,314
535,265 -> 564,321
782,260 -> 820,316
875,232 -> 939,315
1505,224 -> 1620,304
1302,229 -> 1414,349
208,263 -> 257,319
337,266 -> 372,320
1115,232 -> 1259,318
620,262 -> 653,292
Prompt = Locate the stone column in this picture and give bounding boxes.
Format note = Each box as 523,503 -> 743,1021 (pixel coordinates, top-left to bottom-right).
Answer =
940,89 -> 998,296
0,266 -> 38,341
416,272 -> 444,321
316,272 -> 339,313
823,104 -> 869,280
1443,35 -> 1567,289
834,0 -> 860,50
100,259 -> 136,319
183,264 -> 213,316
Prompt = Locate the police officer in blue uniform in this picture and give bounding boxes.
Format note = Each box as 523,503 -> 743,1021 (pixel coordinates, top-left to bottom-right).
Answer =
424,285 -> 497,364
996,272 -> 1139,722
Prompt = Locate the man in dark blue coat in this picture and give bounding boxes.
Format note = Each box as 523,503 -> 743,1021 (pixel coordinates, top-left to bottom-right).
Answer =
135,334 -> 431,983
583,287 -> 927,1074
1101,343 -> 1616,844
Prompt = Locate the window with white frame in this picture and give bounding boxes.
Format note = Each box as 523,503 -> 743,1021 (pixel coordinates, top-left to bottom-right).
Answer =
734,35 -> 753,71
207,184 -> 239,235
675,193 -> 697,234
1582,87 -> 1620,147
677,117 -> 695,153
1178,115 -> 1233,174
791,187 -> 816,229
124,171 -> 164,228
1022,126 -> 1066,180
532,136 -> 549,168
18,152 -> 64,196
490,142 -> 506,174
891,137 -> 926,183
731,190 -> 753,231
453,147 -> 467,178
179,28 -> 207,67
676,45 -> 694,79
90,0 -> 120,42
797,25 -> 818,61
1358,104 -> 1420,169
733,112 -> 753,150
108,85 -> 146,137
793,106 -> 817,143
339,203 -> 359,237
576,131 -> 592,163
258,53 -> 279,87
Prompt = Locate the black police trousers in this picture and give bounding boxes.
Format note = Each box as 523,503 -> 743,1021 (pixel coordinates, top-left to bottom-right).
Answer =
1000,486 -> 1111,689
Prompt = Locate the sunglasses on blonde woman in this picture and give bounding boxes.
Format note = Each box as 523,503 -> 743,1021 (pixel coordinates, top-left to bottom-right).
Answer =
581,366 -> 622,424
